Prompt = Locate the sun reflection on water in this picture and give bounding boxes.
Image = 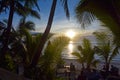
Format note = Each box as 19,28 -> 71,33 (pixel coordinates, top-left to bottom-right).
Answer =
68,43 -> 73,53
67,41 -> 74,58
62,41 -> 77,59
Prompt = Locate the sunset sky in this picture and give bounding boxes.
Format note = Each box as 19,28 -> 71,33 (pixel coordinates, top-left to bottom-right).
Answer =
0,0 -> 102,35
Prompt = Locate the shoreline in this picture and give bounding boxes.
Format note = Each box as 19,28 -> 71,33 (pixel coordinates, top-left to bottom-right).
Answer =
63,59 -> 120,74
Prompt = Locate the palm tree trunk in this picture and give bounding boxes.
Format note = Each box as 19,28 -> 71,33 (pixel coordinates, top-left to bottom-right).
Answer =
105,60 -> 109,72
86,64 -> 90,70
30,0 -> 57,67
106,62 -> 110,72
110,1 -> 120,26
107,1 -> 120,36
0,0 -> 14,58
81,63 -> 85,69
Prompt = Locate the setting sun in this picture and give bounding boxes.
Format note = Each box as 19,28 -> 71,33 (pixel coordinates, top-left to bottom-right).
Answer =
65,30 -> 76,39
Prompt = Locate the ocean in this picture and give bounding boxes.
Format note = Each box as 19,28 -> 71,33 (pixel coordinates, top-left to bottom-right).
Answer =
62,35 -> 120,62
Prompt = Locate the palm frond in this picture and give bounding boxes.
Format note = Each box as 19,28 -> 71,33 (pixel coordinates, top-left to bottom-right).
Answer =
2,19 -> 8,24
93,31 -> 109,43
24,0 -> 40,12
72,52 -> 81,59
32,0 -> 40,12
76,11 -> 96,28
25,21 -> 35,30
15,1 -> 40,19
0,21 -> 6,29
82,38 -> 92,50
75,0 -> 120,40
109,46 -> 119,63
93,31 -> 119,70
29,9 -> 40,19
17,17 -> 36,31
92,59 -> 100,68
72,38 -> 97,69
15,1 -> 27,17
60,0 -> 70,19
42,36 -> 70,70
77,45 -> 83,51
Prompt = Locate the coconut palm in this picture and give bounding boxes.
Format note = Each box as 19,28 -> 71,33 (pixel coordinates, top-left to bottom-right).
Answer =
17,17 -> 35,36
31,0 -> 70,67
11,17 -> 50,65
0,0 -> 40,57
14,32 -> 69,79
72,46 -> 85,69
11,29 -> 42,65
0,19 -> 39,72
12,27 -> 54,73
36,36 -> 69,80
72,38 -> 99,69
75,0 -> 120,41
0,18 -> 36,54
0,0 -> 40,18
94,32 -> 119,71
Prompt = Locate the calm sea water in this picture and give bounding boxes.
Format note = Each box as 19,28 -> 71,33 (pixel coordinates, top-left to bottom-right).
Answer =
62,41 -> 120,62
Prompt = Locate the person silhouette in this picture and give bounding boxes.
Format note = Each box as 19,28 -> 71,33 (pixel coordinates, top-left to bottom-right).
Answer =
70,63 -> 76,80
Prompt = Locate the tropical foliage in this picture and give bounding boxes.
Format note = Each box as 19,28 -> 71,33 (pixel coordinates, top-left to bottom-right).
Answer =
1,0 -> 120,79
93,32 -> 119,71
31,0 -> 70,67
23,35 -> 69,80
0,1 -> 70,79
75,0 -> 120,42
36,36 -> 69,80
72,38 -> 99,69
0,0 -> 40,59
0,19 -> 69,79
0,18 -> 40,76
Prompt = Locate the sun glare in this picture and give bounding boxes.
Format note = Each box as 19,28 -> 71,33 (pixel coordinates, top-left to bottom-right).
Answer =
65,30 -> 75,39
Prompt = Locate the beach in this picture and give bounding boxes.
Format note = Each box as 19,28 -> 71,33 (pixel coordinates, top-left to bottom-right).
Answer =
63,59 -> 120,74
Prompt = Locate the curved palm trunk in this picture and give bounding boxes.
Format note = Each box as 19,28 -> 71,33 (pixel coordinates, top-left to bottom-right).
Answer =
0,0 -> 14,58
30,0 -> 57,67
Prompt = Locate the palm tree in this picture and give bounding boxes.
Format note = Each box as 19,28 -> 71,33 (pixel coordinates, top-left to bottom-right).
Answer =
72,38 -> 99,70
94,32 -> 119,71
0,0 -> 40,57
75,0 -> 120,41
0,0 -> 40,18
72,46 -> 85,69
11,26 -> 55,74
31,0 -> 70,67
10,17 -> 38,64
11,29 -> 42,65
0,19 -> 39,72
17,17 -> 35,36
0,17 -> 37,62
13,30 -> 69,79
10,29 -> 43,75
36,36 -> 69,80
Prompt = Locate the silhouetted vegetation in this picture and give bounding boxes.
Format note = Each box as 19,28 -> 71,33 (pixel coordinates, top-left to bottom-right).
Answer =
0,0 -> 120,80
